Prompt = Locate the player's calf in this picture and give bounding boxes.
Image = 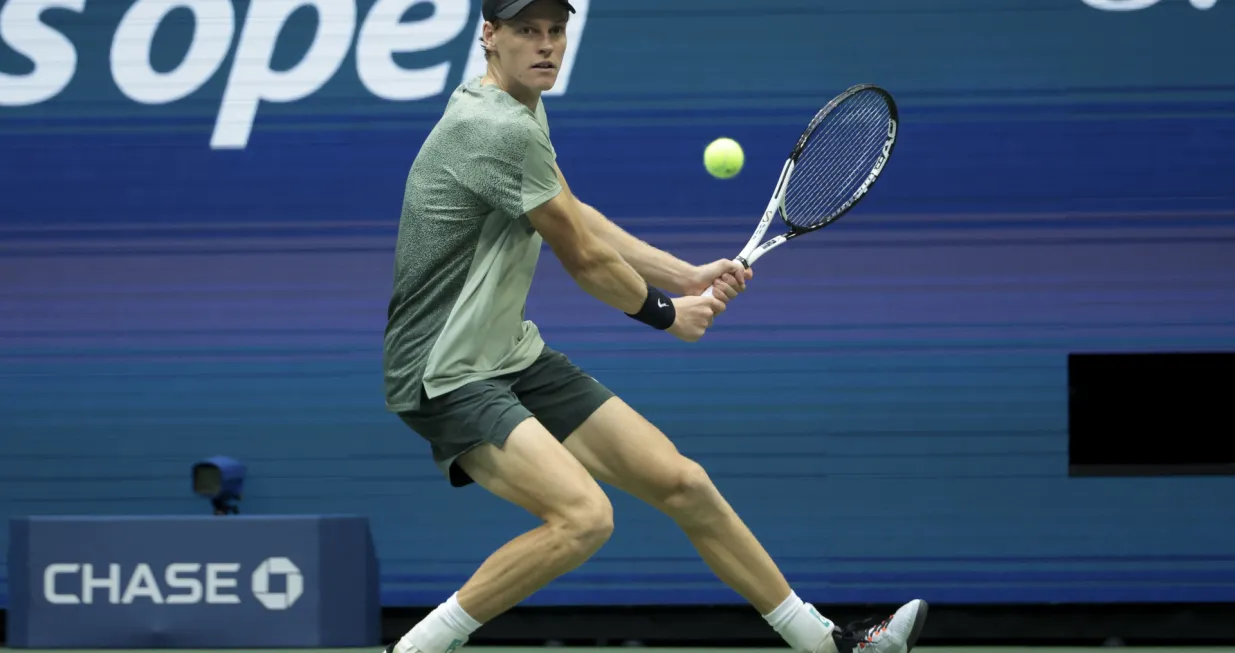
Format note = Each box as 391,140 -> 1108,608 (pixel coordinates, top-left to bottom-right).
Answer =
451,484 -> 614,625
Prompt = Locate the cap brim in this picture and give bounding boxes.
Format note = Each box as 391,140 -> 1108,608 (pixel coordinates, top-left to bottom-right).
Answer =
495,0 -> 576,20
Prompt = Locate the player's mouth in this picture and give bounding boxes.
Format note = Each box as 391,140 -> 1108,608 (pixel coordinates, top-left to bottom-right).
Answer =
531,62 -> 556,70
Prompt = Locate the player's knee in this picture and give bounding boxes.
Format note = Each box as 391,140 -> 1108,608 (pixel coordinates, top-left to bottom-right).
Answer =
550,491 -> 614,559
658,457 -> 722,520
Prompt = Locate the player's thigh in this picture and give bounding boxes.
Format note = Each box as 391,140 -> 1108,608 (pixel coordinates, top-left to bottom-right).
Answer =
458,416 -> 613,529
401,375 -> 611,526
561,397 -> 714,510
511,348 -> 711,508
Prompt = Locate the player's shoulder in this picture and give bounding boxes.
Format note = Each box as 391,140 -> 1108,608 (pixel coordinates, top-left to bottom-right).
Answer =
440,77 -> 542,144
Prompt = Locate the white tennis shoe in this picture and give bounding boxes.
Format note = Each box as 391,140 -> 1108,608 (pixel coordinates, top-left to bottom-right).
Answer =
825,599 -> 929,653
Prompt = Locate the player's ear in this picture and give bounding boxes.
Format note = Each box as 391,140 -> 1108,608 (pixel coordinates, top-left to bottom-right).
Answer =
482,20 -> 501,54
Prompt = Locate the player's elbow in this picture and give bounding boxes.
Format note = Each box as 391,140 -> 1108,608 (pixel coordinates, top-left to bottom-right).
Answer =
528,195 -> 616,279
558,238 -> 617,281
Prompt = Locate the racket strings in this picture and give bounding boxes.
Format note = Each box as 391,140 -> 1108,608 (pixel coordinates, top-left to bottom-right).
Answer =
788,100 -> 888,224
783,91 -> 892,230
790,96 -> 889,215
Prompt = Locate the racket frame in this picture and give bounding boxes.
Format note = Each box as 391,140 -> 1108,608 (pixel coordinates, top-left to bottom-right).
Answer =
728,83 -> 899,271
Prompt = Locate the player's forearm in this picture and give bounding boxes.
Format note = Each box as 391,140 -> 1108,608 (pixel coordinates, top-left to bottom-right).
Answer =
564,239 -> 651,315
578,202 -> 693,295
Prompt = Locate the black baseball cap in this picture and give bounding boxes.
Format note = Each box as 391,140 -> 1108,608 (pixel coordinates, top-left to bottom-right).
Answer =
482,0 -> 576,21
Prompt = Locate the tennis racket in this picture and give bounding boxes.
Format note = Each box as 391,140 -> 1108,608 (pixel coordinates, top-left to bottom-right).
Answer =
702,83 -> 899,297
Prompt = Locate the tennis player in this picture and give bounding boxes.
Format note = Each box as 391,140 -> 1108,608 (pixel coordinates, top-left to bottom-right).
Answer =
381,1 -> 929,652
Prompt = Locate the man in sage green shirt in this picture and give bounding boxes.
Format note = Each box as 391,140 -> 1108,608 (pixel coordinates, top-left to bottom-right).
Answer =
381,3 -> 928,653
383,74 -> 563,416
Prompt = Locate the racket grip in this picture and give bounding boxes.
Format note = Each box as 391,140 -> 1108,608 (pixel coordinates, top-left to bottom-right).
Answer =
700,255 -> 749,297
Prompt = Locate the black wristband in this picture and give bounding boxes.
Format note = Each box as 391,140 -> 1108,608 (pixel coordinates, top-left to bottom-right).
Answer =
625,283 -> 676,330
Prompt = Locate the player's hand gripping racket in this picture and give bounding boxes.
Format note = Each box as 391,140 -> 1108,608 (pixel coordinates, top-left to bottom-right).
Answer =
703,84 -> 899,297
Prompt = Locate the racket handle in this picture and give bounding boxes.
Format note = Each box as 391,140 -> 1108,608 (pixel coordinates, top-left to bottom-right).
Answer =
700,255 -> 750,297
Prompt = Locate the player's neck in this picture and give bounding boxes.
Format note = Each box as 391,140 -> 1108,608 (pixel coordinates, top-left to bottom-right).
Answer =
481,65 -> 540,113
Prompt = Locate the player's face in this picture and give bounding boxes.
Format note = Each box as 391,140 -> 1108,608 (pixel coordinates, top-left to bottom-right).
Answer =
491,3 -> 568,92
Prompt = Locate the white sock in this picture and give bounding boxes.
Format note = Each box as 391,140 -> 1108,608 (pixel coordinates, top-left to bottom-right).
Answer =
762,591 -> 837,653
395,593 -> 483,653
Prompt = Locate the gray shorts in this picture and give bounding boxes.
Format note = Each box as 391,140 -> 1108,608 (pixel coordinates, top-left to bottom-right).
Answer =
397,346 -> 615,487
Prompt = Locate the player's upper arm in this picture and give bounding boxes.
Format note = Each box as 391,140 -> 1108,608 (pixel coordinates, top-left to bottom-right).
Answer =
525,177 -> 603,274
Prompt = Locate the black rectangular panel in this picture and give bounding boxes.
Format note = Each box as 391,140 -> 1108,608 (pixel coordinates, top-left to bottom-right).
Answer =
1068,352 -> 1235,476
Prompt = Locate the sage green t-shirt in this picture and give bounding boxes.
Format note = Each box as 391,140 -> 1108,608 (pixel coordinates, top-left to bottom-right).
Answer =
383,76 -> 563,412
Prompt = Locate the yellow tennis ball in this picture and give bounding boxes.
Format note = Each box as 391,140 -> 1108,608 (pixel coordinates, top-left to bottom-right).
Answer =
704,137 -> 744,179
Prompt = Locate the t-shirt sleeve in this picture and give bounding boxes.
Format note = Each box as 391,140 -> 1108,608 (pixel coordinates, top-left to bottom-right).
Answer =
463,117 -> 562,219
519,122 -> 562,215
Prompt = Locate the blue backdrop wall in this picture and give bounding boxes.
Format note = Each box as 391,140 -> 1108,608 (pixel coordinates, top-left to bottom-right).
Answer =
3,0 -> 1235,609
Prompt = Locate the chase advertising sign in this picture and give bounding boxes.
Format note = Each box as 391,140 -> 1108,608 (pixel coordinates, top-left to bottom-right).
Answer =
7,516 -> 379,648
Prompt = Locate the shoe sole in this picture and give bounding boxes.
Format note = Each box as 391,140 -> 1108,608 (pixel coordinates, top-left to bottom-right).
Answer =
905,600 -> 929,651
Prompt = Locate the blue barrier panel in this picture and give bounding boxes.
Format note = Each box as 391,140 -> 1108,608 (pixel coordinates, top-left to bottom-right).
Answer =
6,515 -> 379,649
